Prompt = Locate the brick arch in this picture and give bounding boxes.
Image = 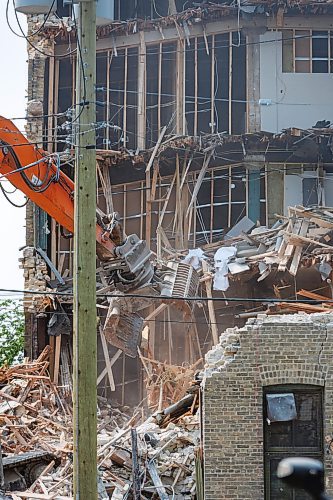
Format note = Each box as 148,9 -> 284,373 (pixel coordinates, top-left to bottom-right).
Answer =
259,363 -> 327,387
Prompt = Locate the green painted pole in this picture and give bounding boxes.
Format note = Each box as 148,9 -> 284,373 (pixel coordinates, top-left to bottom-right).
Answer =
73,1 -> 97,499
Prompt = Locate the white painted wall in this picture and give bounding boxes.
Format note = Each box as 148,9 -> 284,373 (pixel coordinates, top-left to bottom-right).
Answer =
260,31 -> 333,132
284,171 -> 331,213
323,174 -> 333,207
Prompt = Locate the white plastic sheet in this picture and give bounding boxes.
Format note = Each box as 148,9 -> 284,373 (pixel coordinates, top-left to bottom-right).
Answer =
182,248 -> 206,270
213,246 -> 237,291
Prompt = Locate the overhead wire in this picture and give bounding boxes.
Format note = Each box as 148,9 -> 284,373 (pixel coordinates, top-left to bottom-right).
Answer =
8,0 -> 56,39
1,287 -> 333,305
9,0 -> 77,59
0,181 -> 28,207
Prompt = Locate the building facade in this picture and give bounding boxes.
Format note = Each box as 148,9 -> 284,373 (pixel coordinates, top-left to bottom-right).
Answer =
16,1 -> 333,497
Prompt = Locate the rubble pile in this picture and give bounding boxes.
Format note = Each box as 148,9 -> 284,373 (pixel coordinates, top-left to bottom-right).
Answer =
0,350 -> 201,499
194,206 -> 333,307
19,247 -> 50,313
202,206 -> 333,286
107,408 -> 200,500
139,352 -> 202,412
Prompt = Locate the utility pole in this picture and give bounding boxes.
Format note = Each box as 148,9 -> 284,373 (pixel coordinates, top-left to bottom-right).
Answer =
73,1 -> 97,499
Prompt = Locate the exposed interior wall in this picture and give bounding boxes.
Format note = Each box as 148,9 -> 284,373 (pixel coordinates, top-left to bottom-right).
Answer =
54,29 -> 247,152
202,313 -> 333,499
260,31 -> 333,132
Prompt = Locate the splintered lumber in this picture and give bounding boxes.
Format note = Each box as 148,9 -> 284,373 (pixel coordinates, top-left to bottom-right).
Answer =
278,302 -> 329,313
145,126 -> 167,173
186,150 -> 213,218
139,356 -> 201,412
53,335 -> 61,385
289,206 -> 333,229
283,231 -> 333,249
11,493 -> 57,499
202,260 -> 219,345
1,346 -> 201,498
297,289 -> 332,301
289,219 -> 309,276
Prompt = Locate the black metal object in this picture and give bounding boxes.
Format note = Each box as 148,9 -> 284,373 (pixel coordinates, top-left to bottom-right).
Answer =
2,451 -> 58,492
277,457 -> 331,500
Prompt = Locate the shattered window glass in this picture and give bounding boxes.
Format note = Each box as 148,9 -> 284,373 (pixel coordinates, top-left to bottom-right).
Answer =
266,393 -> 297,423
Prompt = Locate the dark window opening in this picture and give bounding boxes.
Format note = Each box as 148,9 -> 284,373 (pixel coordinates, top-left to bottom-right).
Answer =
282,29 -> 333,73
114,0 -> 168,21
185,32 -> 246,136
263,385 -> 323,500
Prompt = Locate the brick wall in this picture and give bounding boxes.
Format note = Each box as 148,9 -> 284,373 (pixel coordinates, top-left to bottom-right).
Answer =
202,313 -> 333,499
23,23 -> 52,355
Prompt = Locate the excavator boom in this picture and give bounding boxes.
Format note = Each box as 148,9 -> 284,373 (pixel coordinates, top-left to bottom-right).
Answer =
0,116 -> 115,257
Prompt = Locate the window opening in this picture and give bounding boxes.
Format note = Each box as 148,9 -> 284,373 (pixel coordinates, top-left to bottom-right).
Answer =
282,29 -> 333,73
263,385 -> 323,500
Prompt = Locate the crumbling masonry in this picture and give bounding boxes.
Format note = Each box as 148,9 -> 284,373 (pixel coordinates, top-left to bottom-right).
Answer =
203,313 -> 333,499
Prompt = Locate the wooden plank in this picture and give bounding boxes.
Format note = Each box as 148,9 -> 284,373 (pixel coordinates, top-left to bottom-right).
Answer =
11,492 -> 56,499
289,206 -> 333,229
210,35 -> 215,134
278,219 -> 299,271
151,160 -> 159,202
123,47 -> 128,148
145,126 -> 167,173
158,43 -> 162,135
185,150 -> 213,219
194,37 -> 198,137
57,253 -> 66,276
99,325 -> 116,391
157,171 -> 176,228
297,289 -> 332,301
145,170 -> 152,248
137,31 -> 146,150
228,32 -> 232,133
176,38 -> 185,134
102,163 -> 114,213
97,348 -> 122,386
49,335 -> 55,380
289,219 -> 310,276
53,335 -> 61,386
143,303 -> 168,326
202,261 -> 219,345
283,231 -> 333,249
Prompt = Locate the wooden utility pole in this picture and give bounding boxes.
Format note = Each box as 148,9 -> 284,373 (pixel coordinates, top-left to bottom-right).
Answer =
73,1 -> 97,498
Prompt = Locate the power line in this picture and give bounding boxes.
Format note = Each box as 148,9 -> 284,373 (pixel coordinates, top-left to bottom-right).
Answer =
1,287 -> 333,304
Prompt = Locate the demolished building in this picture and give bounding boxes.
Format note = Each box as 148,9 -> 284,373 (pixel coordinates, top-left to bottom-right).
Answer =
4,0 -> 333,497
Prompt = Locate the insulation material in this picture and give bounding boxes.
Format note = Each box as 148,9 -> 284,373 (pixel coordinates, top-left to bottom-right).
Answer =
213,246 -> 237,291
182,248 -> 206,270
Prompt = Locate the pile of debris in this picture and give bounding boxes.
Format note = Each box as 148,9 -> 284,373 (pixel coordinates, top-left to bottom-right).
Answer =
138,351 -> 202,412
200,205 -> 333,291
0,350 -> 201,499
105,398 -> 200,500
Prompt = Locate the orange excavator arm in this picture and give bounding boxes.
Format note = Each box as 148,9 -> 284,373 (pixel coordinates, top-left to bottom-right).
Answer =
0,116 -> 116,257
